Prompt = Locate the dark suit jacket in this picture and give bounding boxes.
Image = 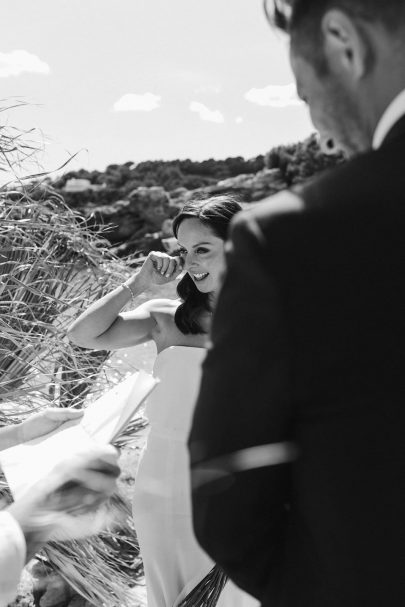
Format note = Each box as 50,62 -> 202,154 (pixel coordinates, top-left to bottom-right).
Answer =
188,117 -> 405,607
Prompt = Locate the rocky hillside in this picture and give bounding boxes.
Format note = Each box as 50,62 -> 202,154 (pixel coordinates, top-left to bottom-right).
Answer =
50,134 -> 344,257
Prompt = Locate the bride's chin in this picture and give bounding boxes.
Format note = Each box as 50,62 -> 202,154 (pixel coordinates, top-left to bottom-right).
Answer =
195,284 -> 209,293
194,281 -> 211,293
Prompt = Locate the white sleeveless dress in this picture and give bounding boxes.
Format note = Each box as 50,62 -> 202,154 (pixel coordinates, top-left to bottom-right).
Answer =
132,346 -> 259,607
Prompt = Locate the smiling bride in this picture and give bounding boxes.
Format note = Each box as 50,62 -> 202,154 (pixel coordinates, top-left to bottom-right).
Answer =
68,196 -> 259,607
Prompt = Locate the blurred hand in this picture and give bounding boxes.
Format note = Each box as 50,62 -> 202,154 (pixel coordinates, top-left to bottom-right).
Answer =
135,251 -> 183,288
8,445 -> 120,556
19,408 -> 84,443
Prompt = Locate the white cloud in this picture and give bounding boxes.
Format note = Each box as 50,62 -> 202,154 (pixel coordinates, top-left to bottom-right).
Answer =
113,92 -> 161,112
189,101 -> 224,124
235,116 -> 244,124
244,83 -> 301,108
0,50 -> 50,77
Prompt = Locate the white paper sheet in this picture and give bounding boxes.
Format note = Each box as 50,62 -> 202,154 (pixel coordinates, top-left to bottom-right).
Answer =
0,370 -> 157,499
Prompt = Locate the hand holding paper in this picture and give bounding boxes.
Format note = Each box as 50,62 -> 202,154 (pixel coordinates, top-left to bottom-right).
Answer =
0,369 -> 157,500
18,408 -> 84,443
8,445 -> 120,558
0,369 -> 157,560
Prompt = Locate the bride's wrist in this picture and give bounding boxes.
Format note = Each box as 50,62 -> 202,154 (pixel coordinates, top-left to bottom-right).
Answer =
121,274 -> 145,302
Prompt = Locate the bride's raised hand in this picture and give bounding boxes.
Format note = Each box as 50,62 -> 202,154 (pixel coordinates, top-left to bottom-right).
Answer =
137,251 -> 184,287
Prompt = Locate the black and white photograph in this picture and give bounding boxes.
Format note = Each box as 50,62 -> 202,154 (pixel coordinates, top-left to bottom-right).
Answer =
1,1 -> 404,606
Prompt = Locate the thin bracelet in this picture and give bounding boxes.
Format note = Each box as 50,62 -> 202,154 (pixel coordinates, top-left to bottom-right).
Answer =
121,282 -> 136,305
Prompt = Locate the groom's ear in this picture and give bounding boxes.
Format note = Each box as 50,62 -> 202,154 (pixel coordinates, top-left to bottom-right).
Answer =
321,9 -> 370,81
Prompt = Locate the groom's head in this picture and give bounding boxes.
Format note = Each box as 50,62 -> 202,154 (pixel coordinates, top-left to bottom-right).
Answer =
264,0 -> 405,156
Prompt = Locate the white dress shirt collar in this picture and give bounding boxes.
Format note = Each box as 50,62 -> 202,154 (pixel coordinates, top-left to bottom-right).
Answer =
372,89 -> 405,149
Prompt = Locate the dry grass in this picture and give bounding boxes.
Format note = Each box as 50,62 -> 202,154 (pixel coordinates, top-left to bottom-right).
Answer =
0,192 -> 123,412
0,105 -> 148,606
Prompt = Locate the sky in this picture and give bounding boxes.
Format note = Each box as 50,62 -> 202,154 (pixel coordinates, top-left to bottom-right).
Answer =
1,0 -> 314,175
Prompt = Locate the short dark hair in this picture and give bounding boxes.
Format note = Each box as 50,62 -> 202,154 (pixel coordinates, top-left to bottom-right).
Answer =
265,0 -> 405,35
172,195 -> 242,335
265,0 -> 405,75
172,195 -> 241,242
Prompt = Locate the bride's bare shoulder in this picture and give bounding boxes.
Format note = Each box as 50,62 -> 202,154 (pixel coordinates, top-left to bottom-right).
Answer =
146,298 -> 208,350
140,298 -> 180,318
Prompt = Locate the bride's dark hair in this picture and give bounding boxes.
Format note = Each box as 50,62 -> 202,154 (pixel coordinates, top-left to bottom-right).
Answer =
172,195 -> 242,335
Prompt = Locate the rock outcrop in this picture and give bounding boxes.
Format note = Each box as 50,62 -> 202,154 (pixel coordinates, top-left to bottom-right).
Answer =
82,186 -> 174,256
169,168 -> 284,207
74,170 -> 285,257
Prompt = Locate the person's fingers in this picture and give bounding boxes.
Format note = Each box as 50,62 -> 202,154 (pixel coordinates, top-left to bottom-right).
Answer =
150,252 -> 182,278
44,484 -> 112,518
159,256 -> 171,276
54,471 -> 117,507
72,446 -> 119,473
69,467 -> 118,496
149,252 -> 163,272
164,257 -> 176,278
46,450 -> 120,512
53,447 -> 119,486
13,449 -> 120,539
174,256 -> 184,276
163,258 -> 176,277
55,469 -> 118,510
46,408 -> 84,421
82,450 -> 121,479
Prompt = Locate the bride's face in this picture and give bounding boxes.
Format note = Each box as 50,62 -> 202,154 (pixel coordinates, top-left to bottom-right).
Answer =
176,218 -> 226,294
